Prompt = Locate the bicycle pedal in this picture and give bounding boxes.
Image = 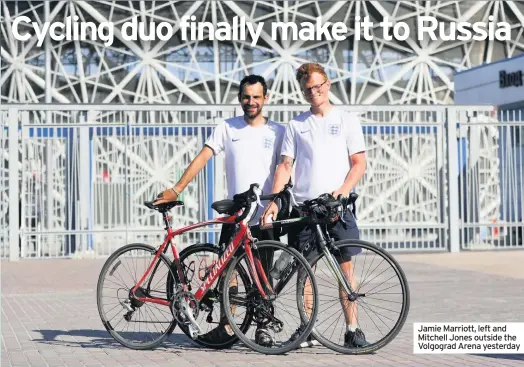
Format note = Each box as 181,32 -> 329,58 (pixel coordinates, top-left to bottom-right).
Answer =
188,324 -> 199,339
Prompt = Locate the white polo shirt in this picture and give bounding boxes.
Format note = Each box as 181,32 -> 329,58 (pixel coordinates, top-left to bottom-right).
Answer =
280,106 -> 366,203
205,116 -> 286,221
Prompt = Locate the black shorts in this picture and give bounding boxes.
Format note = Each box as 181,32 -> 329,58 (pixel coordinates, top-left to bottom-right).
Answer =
217,223 -> 278,275
217,223 -> 279,248
287,209 -> 362,263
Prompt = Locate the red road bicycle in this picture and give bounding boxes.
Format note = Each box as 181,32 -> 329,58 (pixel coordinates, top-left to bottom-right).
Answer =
96,183 -> 318,354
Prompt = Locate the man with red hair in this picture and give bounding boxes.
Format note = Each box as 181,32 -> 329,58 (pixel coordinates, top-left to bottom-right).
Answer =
262,62 -> 369,349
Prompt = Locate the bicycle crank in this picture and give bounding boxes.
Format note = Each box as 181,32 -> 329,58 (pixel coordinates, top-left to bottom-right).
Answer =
171,292 -> 202,339
255,303 -> 283,333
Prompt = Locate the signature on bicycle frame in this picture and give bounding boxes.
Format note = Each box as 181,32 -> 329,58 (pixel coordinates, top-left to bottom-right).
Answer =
196,231 -> 238,295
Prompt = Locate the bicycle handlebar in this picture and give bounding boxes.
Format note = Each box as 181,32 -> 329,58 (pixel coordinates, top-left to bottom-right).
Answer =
232,183 -> 263,223
300,192 -> 358,225
230,182 -> 358,225
260,183 -> 296,220
231,183 -> 296,224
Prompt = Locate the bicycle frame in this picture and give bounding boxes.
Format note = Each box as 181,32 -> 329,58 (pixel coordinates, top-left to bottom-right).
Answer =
264,215 -> 357,297
131,210 -> 274,307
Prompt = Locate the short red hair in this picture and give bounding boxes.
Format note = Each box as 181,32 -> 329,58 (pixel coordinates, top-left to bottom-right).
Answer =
296,63 -> 328,83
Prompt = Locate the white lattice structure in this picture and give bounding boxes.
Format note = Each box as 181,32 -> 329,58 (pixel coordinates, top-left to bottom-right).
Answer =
1,1 -> 524,105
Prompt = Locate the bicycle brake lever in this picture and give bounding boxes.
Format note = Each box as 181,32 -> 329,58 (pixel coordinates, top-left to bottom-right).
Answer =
254,187 -> 263,208
336,195 -> 347,223
256,194 -> 262,208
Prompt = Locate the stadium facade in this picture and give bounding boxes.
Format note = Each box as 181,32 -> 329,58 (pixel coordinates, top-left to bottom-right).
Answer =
2,1 -> 524,105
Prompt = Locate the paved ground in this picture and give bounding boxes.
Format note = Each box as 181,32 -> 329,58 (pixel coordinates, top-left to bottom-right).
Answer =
2,250 -> 524,367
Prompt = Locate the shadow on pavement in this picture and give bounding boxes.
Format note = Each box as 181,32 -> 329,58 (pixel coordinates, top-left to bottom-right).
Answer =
30,328 -> 344,355
30,328 -> 261,354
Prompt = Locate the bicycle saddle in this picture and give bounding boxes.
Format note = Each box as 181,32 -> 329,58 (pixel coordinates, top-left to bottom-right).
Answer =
144,200 -> 184,212
211,199 -> 242,215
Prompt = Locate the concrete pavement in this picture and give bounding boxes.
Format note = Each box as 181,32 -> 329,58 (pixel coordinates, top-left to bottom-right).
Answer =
2,250 -> 523,367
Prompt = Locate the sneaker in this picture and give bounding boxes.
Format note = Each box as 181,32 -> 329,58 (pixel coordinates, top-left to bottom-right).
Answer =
204,284 -> 237,339
199,323 -> 233,343
344,328 -> 370,348
255,327 -> 274,347
299,334 -> 319,348
289,325 -> 320,348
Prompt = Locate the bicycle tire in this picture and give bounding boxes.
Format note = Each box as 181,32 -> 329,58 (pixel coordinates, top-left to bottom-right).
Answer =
308,239 -> 410,354
166,244 -> 253,349
222,240 -> 319,355
97,243 -> 178,350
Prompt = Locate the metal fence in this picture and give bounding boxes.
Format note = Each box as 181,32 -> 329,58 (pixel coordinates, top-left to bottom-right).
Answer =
455,108 -> 524,250
1,104 -> 522,260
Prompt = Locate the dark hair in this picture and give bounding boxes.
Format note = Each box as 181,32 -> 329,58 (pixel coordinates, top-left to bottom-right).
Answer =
239,74 -> 268,96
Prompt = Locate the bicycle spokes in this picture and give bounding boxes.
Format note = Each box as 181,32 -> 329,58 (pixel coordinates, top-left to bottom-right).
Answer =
178,250 -> 223,333
224,243 -> 318,350
311,242 -> 409,351
97,245 -> 177,349
198,258 -> 217,281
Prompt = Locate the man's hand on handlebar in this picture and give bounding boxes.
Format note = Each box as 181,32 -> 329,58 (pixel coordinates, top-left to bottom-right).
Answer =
331,187 -> 348,200
259,183 -> 294,226
261,202 -> 278,226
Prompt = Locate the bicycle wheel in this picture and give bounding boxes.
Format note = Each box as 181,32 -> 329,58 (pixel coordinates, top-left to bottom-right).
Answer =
307,239 -> 410,354
167,244 -> 253,349
97,243 -> 177,350
222,240 -> 319,355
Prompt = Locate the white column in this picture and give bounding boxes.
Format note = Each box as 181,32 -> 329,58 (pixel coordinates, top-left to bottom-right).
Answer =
79,114 -> 90,253
446,107 -> 460,252
8,108 -> 19,261
45,1 -> 53,239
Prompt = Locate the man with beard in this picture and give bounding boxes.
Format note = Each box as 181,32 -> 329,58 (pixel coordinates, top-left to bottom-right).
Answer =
155,74 -> 285,347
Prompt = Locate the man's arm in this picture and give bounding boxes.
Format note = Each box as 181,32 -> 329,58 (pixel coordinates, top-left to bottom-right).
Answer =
271,155 -> 294,193
154,146 -> 214,203
261,121 -> 295,225
332,151 -> 366,198
273,121 -> 296,193
261,155 -> 294,225
334,111 -> 367,198
173,146 -> 215,193
156,119 -> 227,203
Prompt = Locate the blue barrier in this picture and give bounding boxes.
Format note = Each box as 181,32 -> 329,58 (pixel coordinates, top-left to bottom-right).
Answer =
19,125 -> 440,137
22,126 -> 215,138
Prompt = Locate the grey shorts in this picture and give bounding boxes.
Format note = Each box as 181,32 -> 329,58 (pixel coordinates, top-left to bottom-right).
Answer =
287,209 -> 361,263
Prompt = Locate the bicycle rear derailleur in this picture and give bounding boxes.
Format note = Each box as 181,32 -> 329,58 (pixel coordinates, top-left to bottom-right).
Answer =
121,287 -> 148,321
171,292 -> 203,339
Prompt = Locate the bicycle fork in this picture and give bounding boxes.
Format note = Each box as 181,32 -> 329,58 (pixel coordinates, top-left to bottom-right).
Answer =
315,225 -> 358,301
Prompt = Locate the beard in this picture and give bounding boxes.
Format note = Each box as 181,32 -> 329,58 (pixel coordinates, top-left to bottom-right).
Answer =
242,105 -> 262,118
